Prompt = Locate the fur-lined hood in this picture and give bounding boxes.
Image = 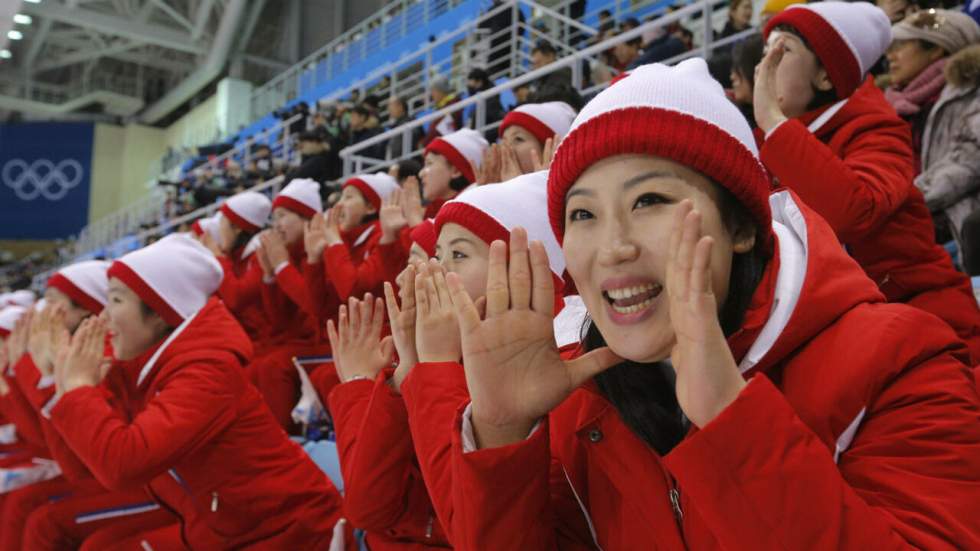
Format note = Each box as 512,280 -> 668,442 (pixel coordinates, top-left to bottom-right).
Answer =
945,44 -> 980,89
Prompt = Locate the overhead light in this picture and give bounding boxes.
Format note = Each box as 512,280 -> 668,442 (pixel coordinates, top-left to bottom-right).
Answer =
23,0 -> 41,4
7,30 -> 23,40
13,14 -> 32,25
0,50 -> 11,59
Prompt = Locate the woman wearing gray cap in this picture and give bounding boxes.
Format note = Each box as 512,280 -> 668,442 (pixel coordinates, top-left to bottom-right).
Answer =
885,9 -> 980,259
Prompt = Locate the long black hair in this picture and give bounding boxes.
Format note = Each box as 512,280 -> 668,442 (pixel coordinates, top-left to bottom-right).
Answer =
586,183 -> 771,455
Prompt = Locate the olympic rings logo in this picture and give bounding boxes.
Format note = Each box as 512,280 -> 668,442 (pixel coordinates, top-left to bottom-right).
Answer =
2,159 -> 84,201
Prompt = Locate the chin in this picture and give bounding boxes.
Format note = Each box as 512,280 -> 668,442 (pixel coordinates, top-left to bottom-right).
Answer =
595,319 -> 674,364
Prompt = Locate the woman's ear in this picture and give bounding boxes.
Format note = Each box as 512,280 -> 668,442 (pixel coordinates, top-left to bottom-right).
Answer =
731,223 -> 758,254
813,67 -> 834,92
449,166 -> 463,179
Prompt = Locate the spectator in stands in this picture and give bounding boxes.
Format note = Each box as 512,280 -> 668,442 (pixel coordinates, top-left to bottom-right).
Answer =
420,128 -> 488,217
493,101 -> 576,181
611,30 -> 643,73
755,2 -> 980,359
287,129 -> 338,185
389,159 -> 422,185
631,24 -> 688,68
526,41 -> 574,101
421,77 -> 462,148
386,96 -> 421,160
729,33 -> 765,127
347,104 -> 387,160
597,9 -> 615,34
465,68 -> 505,143
480,0 -> 526,77
878,0 -> 919,24
885,10 -> 980,255
719,0 -> 755,39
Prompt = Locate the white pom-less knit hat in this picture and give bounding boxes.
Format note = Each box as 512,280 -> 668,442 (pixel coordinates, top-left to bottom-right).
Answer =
764,1 -> 891,98
220,191 -> 271,233
272,178 -> 322,218
191,214 -> 222,243
499,101 -> 577,145
47,260 -> 110,315
0,306 -> 26,338
424,128 -> 489,184
435,171 -> 565,279
547,58 -> 772,246
343,173 -> 400,211
107,234 -> 223,327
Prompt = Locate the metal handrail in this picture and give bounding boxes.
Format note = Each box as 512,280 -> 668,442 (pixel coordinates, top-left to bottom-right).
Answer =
340,0 -> 736,175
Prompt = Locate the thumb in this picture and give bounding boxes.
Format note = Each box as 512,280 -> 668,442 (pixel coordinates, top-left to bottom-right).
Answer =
380,336 -> 395,365
565,347 -> 622,388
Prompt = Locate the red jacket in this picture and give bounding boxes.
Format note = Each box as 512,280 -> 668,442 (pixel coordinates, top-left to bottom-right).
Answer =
760,78 -> 980,360
438,190 -> 980,550
48,299 -> 342,549
0,357 -> 47,456
327,369 -> 450,550
262,241 -> 328,351
318,221 -> 405,303
216,251 -> 268,344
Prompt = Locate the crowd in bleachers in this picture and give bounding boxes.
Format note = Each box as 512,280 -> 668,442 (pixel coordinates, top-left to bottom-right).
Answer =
3,0 -> 980,548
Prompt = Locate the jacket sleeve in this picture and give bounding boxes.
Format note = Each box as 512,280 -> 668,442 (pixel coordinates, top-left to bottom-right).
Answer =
274,261 -> 322,320
760,117 -> 915,242
48,358 -> 242,491
322,240 -> 405,301
40,412 -> 95,482
0,363 -> 46,451
217,257 -> 262,313
328,371 -> 439,537
916,110 -> 980,212
302,260 -> 342,321
663,341 -> 980,549
12,354 -> 54,411
260,274 -> 292,328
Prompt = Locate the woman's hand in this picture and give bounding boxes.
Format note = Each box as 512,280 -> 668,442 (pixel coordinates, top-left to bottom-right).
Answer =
753,38 -> 789,134
305,213 -> 330,263
327,294 -> 394,383
666,200 -> 747,428
6,310 -> 31,367
260,231 -> 289,269
401,176 -> 425,227
323,207 -> 344,247
414,260 -> 463,364
28,304 -> 63,377
386,266 -> 419,392
448,228 -> 620,449
380,189 -> 408,245
531,137 -> 556,172
475,144 -> 502,185
55,316 -> 109,396
200,231 -> 224,257
498,143 -> 523,182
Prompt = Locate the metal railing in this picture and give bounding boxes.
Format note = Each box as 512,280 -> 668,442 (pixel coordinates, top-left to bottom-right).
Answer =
249,0 -> 485,121
341,0 -> 750,175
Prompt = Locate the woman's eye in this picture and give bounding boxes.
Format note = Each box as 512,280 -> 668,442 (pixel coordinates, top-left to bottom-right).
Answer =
568,208 -> 594,222
634,193 -> 668,209
452,251 -> 467,260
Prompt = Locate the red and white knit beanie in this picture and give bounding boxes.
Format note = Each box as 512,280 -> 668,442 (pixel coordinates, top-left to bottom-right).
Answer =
0,306 -> 27,338
3,290 -> 36,309
764,1 -> 891,98
47,260 -> 110,315
220,191 -> 271,233
107,233 -> 223,327
499,102 -> 577,145
547,58 -> 771,245
436,171 -> 565,279
343,172 -> 400,211
272,178 -> 322,218
410,219 -> 438,257
190,214 -> 221,243
424,128 -> 489,184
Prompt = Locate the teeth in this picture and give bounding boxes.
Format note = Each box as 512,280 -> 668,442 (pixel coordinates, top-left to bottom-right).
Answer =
606,284 -> 656,300
611,297 -> 655,314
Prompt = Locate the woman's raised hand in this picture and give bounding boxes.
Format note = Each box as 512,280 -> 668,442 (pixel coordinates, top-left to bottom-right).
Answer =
327,294 -> 394,383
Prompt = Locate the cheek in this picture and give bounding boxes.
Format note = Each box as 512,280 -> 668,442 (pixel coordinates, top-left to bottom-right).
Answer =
461,261 -> 489,301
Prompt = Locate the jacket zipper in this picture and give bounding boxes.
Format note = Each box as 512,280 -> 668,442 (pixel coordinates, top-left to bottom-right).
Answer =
425,514 -> 434,539
211,492 -> 219,512
669,487 -> 683,522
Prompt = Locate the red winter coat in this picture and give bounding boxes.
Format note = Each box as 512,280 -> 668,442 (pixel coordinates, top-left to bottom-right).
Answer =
0,356 -> 47,456
317,221 -> 405,303
442,190 -> 980,550
328,369 -> 450,550
261,241 -> 330,353
216,250 -> 268,345
48,299 -> 342,549
760,77 -> 980,361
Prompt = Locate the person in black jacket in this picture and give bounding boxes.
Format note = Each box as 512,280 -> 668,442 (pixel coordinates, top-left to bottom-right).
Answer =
480,0 -> 525,77
466,68 -> 506,143
287,129 -> 341,184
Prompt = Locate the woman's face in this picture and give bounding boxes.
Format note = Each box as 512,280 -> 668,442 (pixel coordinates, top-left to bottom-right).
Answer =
731,0 -> 753,29
562,155 -> 755,363
218,215 -> 239,253
887,39 -> 945,88
43,287 -> 90,333
337,186 -> 376,231
271,207 -> 306,246
766,32 -> 833,118
105,279 -> 170,361
730,69 -> 753,106
421,153 -> 460,202
877,0 -> 914,23
435,223 -> 491,302
502,126 -> 544,175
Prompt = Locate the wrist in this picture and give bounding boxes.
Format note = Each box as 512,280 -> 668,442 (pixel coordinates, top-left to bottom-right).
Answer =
470,409 -> 538,449
758,111 -> 787,134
